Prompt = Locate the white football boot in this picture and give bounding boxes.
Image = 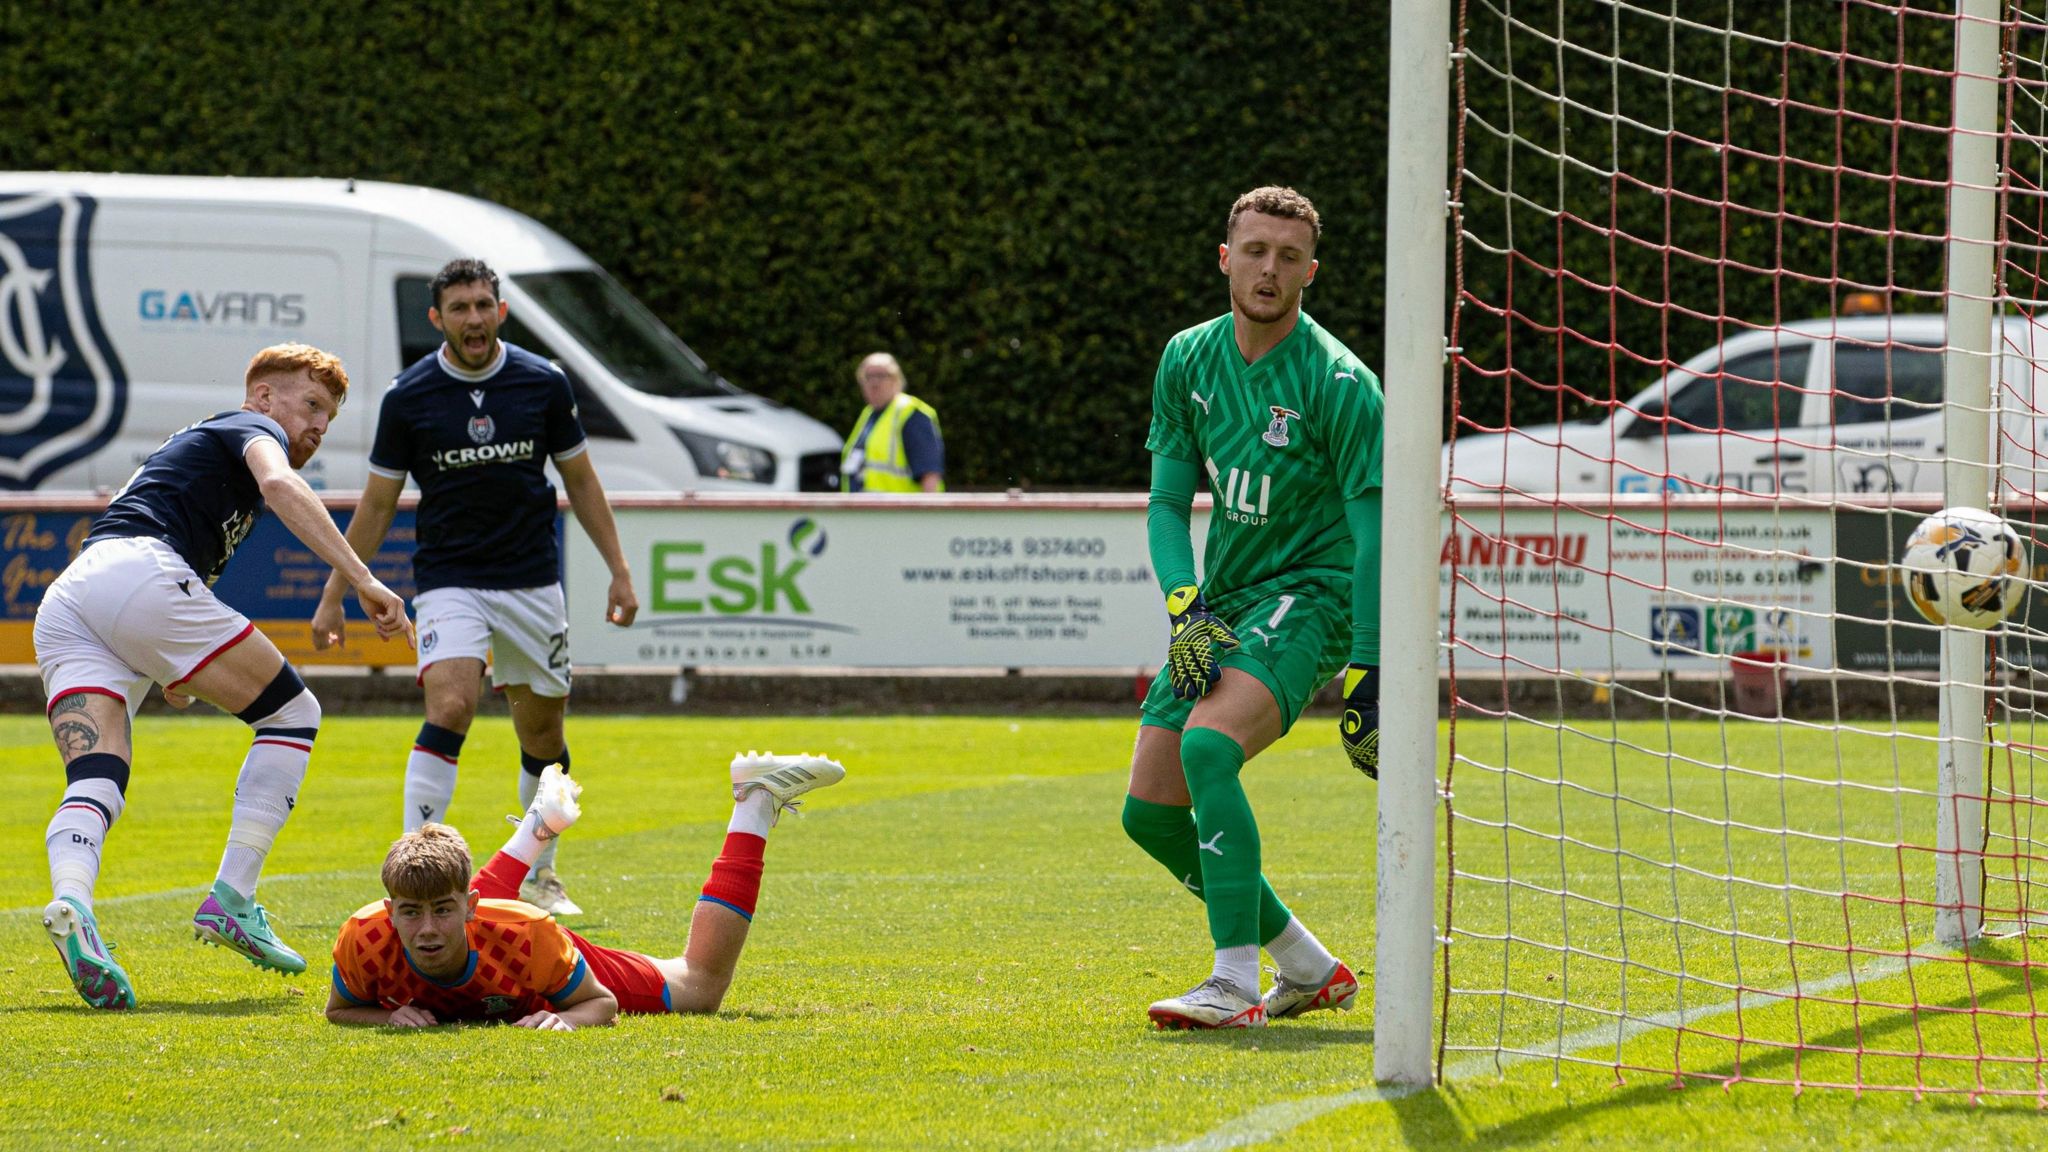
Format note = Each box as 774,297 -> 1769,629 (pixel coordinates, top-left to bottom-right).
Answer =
730,751 -> 847,824
1147,976 -> 1267,1030
512,765 -> 584,915
517,763 -> 582,837
520,866 -> 583,917
1261,959 -> 1360,1020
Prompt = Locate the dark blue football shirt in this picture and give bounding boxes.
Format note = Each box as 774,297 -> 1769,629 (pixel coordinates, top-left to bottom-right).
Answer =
85,410 -> 289,584
369,342 -> 587,593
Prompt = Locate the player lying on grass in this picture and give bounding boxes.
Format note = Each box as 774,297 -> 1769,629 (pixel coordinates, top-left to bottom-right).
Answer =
325,754 -> 844,1028
36,344 -> 414,1011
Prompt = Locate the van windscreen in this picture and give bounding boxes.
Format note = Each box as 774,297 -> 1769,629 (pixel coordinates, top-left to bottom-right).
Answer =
513,270 -> 737,400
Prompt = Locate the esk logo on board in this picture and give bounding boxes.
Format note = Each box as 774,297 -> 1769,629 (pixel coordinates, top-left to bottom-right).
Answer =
0,192 -> 127,489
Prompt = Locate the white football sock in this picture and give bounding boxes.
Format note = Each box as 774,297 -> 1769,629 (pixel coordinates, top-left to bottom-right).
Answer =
518,767 -> 564,872
1265,916 -> 1339,985
1213,944 -> 1260,1000
501,810 -> 551,866
218,700 -> 317,901
404,750 -> 460,829
47,778 -> 125,907
729,790 -> 776,839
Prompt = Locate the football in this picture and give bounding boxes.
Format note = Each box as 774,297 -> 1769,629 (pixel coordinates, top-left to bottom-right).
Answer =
1899,507 -> 2028,629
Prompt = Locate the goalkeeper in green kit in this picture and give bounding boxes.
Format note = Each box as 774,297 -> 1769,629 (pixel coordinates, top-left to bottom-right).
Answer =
1124,186 -> 1384,1030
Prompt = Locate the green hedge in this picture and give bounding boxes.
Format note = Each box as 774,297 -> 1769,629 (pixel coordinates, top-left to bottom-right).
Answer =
0,0 -> 1391,489
1453,7 -> 1958,435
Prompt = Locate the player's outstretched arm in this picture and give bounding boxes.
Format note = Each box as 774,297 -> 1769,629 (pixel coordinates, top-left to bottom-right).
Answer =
244,441 -> 414,648
554,451 -> 638,628
512,971 -> 618,1031
311,471 -> 407,650
322,984 -> 440,1028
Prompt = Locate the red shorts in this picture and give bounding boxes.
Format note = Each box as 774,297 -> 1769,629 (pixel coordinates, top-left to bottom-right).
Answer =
472,852 -> 672,1015
567,932 -> 671,1015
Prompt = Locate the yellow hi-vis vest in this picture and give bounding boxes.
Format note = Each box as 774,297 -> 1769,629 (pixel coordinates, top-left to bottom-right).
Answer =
842,393 -> 943,492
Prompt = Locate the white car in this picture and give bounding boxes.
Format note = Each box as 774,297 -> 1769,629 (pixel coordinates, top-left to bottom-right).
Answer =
1442,313 -> 2048,497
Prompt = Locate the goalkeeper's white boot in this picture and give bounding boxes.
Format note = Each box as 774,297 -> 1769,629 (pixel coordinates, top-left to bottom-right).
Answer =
1148,976 -> 1267,1030
1262,959 -> 1360,1020
730,751 -> 846,824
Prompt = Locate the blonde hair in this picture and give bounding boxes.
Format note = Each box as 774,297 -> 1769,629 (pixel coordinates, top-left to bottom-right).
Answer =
380,823 -> 473,902
245,343 -> 349,404
856,352 -> 903,384
1227,186 -> 1322,248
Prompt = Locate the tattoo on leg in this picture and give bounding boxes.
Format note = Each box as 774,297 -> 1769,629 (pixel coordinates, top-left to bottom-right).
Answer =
53,718 -> 100,758
51,694 -> 92,717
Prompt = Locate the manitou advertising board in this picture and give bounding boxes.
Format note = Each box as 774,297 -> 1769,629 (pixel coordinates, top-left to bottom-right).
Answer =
1439,506 -> 1838,674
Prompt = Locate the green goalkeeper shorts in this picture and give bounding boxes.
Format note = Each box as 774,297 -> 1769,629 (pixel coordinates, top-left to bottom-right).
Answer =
1139,584 -> 1349,736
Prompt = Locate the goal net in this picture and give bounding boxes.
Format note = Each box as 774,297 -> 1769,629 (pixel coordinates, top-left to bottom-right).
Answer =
1429,0 -> 2048,1097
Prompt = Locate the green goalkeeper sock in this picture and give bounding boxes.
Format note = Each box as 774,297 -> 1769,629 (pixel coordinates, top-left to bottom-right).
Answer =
1121,793 -> 1292,941
1179,726 -> 1263,951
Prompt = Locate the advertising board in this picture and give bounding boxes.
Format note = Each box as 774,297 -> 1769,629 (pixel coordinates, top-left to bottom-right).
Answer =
565,501 -> 1179,670
1441,506 -> 1836,673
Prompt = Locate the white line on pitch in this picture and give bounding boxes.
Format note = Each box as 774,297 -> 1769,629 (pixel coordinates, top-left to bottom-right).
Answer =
0,870 -> 359,918
1137,953 -> 1924,1152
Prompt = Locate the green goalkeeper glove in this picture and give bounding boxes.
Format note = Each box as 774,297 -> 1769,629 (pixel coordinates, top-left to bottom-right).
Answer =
1165,584 -> 1238,700
1341,663 -> 1380,779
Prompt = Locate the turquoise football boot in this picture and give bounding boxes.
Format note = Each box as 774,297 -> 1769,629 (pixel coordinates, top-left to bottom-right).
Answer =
43,896 -> 137,1010
192,880 -> 307,975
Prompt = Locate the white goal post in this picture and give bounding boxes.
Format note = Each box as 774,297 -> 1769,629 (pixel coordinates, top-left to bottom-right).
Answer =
1375,0 -> 1453,1089
1934,0 -> 1999,950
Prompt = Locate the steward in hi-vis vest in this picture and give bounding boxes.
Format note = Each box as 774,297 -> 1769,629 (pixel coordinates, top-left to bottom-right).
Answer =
842,352 -> 945,492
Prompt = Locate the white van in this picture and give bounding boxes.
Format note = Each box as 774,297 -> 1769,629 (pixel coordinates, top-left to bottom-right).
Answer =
0,173 -> 845,492
1443,311 -> 2048,497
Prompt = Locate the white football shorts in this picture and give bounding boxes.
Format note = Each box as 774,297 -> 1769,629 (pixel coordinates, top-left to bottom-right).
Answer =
33,536 -> 258,715
414,584 -> 571,697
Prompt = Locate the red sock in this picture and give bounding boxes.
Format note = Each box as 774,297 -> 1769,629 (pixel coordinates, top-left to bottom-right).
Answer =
698,832 -> 767,920
474,851 -> 531,901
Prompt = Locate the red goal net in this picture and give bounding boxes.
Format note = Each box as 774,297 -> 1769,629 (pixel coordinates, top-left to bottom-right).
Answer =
1437,1 -> 2048,1098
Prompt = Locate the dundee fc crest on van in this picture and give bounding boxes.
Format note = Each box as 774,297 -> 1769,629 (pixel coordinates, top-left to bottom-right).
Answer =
0,193 -> 127,490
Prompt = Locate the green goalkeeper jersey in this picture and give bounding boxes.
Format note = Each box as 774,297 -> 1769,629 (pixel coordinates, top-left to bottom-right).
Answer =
1145,310 -> 1384,611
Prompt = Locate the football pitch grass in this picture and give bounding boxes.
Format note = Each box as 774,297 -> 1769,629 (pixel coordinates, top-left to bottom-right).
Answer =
1,713 -> 2044,1150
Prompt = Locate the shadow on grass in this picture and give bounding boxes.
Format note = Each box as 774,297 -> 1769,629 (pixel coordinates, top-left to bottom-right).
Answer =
0,996 -> 291,1017
1144,1026 -> 1374,1051
1397,957 -> 2048,1146
1388,1086 -> 1463,1146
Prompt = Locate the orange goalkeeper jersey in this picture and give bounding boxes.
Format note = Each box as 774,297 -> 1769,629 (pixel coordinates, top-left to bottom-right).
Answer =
330,898 -> 589,1022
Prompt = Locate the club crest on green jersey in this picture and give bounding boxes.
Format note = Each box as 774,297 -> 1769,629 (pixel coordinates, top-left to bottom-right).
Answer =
1263,406 -> 1301,448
